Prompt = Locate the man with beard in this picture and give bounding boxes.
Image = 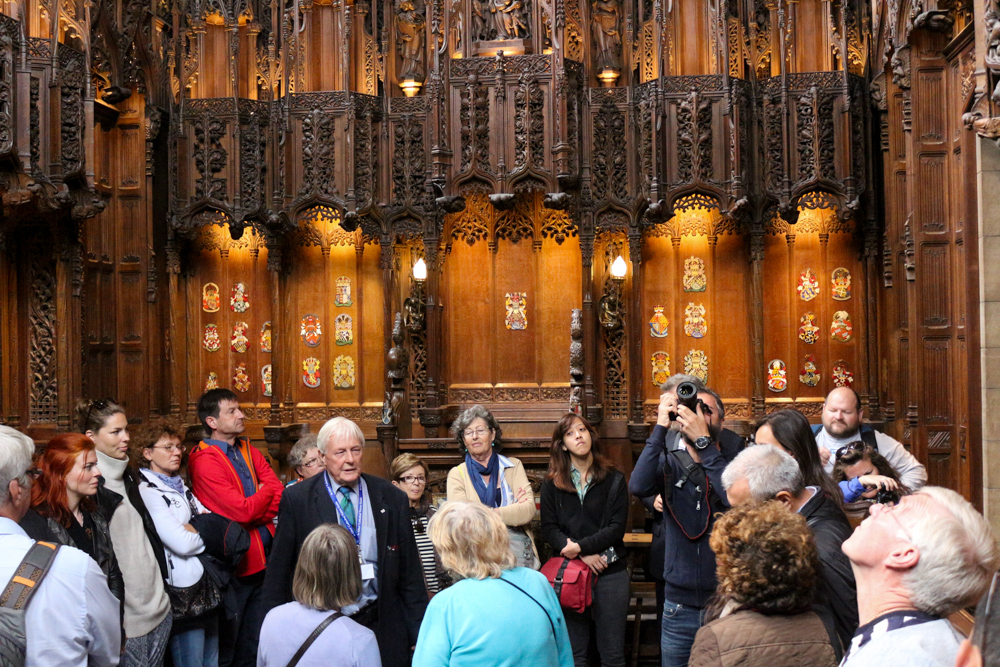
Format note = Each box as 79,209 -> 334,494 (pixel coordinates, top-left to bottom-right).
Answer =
629,382 -> 741,667
814,387 -> 926,492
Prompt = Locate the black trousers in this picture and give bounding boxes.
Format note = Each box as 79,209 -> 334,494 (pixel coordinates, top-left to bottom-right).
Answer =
219,571 -> 266,667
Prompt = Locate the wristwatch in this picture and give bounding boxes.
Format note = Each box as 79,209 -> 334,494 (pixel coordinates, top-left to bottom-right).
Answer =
693,436 -> 714,451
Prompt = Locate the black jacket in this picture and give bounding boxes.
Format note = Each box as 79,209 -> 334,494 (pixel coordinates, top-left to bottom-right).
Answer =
800,489 -> 858,654
20,504 -> 126,624
261,472 -> 428,667
540,469 -> 629,576
628,425 -> 741,608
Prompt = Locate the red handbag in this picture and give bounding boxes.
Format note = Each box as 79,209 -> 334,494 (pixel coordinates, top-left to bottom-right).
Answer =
541,557 -> 593,613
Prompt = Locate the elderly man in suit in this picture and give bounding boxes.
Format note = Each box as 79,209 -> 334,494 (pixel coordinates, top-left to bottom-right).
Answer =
262,417 -> 426,666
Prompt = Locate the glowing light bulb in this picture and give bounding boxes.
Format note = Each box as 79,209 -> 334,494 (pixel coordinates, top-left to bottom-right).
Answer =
611,255 -> 627,279
413,258 -> 427,281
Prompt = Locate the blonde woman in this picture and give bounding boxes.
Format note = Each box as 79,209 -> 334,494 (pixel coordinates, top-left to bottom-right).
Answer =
413,502 -> 572,666
257,524 -> 380,667
445,405 -> 538,568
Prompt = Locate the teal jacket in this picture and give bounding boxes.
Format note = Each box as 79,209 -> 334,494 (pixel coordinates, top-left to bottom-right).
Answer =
413,567 -> 573,667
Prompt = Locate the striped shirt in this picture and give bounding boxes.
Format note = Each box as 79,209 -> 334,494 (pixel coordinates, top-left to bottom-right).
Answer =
411,513 -> 441,594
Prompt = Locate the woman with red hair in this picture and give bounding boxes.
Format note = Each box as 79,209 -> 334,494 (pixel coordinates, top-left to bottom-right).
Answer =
20,432 -> 125,606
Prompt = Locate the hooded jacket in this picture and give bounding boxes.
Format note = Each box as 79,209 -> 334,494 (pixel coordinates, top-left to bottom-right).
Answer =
137,468 -> 209,588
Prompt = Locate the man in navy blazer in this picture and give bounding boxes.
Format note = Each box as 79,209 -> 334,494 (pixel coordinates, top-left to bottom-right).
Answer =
262,417 -> 427,666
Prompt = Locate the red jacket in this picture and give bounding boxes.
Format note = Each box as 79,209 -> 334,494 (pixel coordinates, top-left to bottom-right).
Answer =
189,436 -> 283,577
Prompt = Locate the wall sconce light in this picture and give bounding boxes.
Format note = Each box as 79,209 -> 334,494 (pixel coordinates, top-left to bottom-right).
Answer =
400,78 -> 423,97
404,258 -> 427,332
599,256 -> 627,330
598,68 -> 620,88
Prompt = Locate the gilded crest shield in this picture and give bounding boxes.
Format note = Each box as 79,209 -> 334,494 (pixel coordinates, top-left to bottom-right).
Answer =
231,282 -> 250,312
203,324 -> 221,352
832,360 -> 854,387
797,269 -> 819,302
260,322 -> 272,353
301,314 -> 322,347
261,364 -> 272,397
335,276 -> 353,307
684,303 -> 707,338
799,355 -> 821,387
202,283 -> 220,312
831,267 -> 852,301
683,256 -> 707,292
505,292 -> 528,330
767,359 -> 787,392
651,351 -> 671,386
831,310 -> 853,343
233,363 -> 251,393
205,372 -> 219,392
684,349 -> 708,383
303,357 -> 321,388
798,312 -> 820,344
231,322 -> 249,353
335,314 -> 353,346
333,354 -> 356,389
648,306 -> 669,338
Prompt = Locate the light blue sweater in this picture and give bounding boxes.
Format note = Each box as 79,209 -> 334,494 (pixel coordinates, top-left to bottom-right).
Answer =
413,567 -> 573,667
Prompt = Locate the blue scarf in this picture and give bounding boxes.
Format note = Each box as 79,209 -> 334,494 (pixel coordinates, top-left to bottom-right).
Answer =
152,470 -> 185,495
465,451 -> 501,508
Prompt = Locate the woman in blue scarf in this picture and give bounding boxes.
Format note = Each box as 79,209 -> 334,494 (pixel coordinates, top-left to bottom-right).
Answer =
445,405 -> 539,568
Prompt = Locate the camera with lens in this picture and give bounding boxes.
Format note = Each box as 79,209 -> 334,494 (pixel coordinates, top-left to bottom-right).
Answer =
874,487 -> 900,506
668,381 -> 713,421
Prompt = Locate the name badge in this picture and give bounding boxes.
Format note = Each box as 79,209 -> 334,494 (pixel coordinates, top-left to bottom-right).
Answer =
361,563 -> 375,580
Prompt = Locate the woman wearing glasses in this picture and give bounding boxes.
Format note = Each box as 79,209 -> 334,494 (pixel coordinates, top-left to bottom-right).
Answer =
285,434 -> 324,487
391,453 -> 446,595
135,417 -> 220,667
446,405 -> 539,569
77,398 -> 173,667
22,432 -> 126,610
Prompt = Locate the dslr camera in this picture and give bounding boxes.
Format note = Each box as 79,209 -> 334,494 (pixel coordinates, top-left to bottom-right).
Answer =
874,487 -> 900,506
668,381 -> 713,422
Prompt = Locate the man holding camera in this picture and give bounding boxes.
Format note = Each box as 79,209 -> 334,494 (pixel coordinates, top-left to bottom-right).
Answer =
629,379 -> 741,667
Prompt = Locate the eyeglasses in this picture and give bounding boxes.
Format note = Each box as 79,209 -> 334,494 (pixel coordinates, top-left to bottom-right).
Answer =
400,475 -> 426,485
835,441 -> 866,461
300,457 -> 323,469
976,572 -> 1000,657
25,468 -> 42,480
149,443 -> 186,454
872,499 -> 912,541
463,428 -> 490,439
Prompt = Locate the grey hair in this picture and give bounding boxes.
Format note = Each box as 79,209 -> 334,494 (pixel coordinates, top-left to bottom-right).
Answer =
0,426 -> 35,503
722,445 -> 805,501
288,433 -> 320,468
660,374 -> 705,394
316,417 -> 364,455
450,405 -> 503,453
902,486 -> 1000,617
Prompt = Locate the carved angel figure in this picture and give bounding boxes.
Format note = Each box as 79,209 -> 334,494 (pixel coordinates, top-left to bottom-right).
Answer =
386,313 -> 410,381
591,0 -> 622,71
490,0 -> 529,40
396,0 -> 427,82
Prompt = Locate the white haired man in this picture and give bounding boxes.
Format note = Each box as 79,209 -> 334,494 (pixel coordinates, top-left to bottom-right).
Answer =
0,425 -> 121,665
841,487 -> 999,667
261,417 -> 426,667
722,444 -> 857,656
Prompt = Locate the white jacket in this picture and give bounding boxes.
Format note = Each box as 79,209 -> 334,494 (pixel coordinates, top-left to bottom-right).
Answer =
138,468 -> 209,587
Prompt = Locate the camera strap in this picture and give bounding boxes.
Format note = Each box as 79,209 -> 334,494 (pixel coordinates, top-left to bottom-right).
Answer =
662,444 -> 712,540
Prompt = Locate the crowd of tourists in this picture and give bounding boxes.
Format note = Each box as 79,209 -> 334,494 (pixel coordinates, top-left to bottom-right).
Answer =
0,379 -> 998,667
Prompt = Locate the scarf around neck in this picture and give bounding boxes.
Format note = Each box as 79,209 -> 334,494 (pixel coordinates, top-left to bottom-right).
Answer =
466,450 -> 500,508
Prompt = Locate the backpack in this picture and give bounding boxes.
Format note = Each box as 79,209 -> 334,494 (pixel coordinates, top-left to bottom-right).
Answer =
812,423 -> 878,452
0,541 -> 60,667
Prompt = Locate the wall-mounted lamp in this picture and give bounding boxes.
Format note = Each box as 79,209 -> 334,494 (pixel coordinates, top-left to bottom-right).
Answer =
404,258 -> 427,332
599,256 -> 627,330
400,78 -> 423,97
413,257 -> 427,282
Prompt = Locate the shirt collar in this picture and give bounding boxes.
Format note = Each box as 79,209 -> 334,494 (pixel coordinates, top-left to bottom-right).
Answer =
326,472 -> 364,496
0,516 -> 28,537
205,438 -> 236,453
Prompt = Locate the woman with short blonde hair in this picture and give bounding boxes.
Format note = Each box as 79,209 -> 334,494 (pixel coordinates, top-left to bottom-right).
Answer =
413,502 -> 573,666
258,524 -> 381,667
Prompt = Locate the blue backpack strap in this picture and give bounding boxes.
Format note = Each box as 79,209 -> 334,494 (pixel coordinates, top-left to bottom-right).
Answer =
811,424 -> 822,435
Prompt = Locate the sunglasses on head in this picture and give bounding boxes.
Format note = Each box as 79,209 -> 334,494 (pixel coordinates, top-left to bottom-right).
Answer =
834,441 -> 866,461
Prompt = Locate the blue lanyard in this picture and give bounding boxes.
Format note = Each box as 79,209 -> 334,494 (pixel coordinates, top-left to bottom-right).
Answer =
325,473 -> 364,545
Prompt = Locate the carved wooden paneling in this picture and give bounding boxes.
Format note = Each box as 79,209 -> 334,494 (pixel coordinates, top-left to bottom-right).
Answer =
920,244 -> 950,327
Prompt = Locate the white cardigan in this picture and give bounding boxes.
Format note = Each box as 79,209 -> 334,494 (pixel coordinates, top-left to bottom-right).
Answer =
138,468 -> 209,587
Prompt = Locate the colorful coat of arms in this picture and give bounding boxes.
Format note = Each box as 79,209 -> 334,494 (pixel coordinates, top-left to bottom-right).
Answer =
303,357 -> 321,388
203,324 -> 221,352
231,322 -> 249,353
831,267 -> 852,301
683,256 -> 707,292
335,276 -> 353,307
651,352 -> 671,387
261,364 -> 272,397
767,359 -> 787,392
649,306 -> 669,338
798,312 -> 820,344
831,310 -> 853,342
335,314 -> 353,346
797,269 -> 819,301
301,315 -> 322,347
684,349 -> 708,383
832,360 -> 854,387
684,303 -> 707,338
505,292 -> 528,330
205,372 -> 219,391
233,363 -> 251,393
202,283 -> 220,312
333,354 -> 356,389
260,322 -> 272,353
231,282 -> 249,312
799,355 -> 821,387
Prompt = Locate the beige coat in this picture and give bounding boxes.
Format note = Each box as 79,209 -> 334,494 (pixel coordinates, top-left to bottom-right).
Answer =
447,454 -> 539,562
688,609 -> 838,667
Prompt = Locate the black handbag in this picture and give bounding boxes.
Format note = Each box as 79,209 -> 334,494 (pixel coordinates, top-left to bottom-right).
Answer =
166,572 -> 222,620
